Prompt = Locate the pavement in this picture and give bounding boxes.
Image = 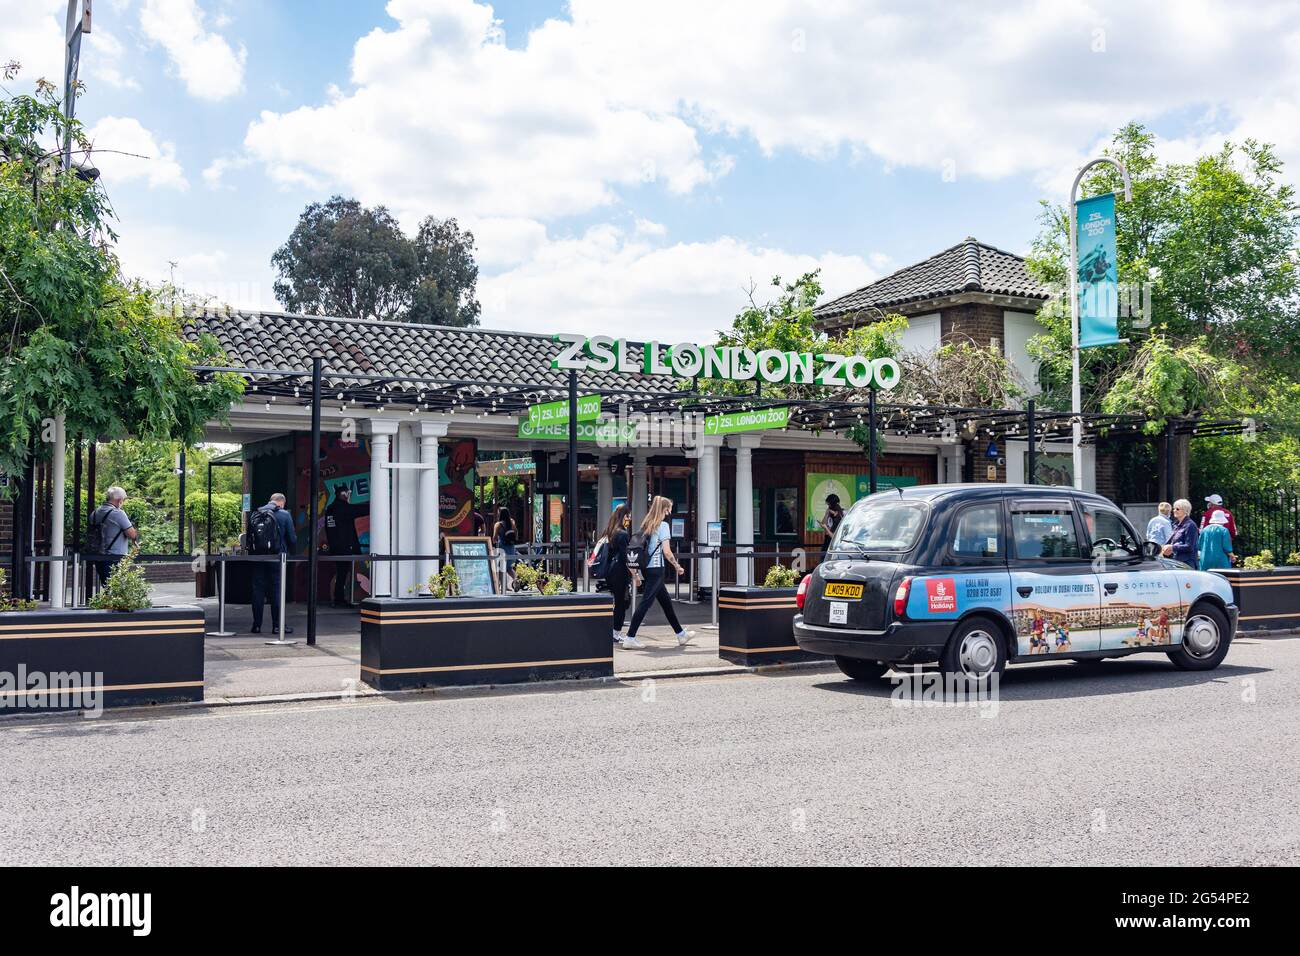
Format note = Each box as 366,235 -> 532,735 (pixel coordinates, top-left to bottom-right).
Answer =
1,634 -> 1296,865
153,581 -> 733,702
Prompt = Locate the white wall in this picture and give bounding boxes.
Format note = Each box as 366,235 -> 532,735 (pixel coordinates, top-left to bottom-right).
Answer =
1003,310 -> 1044,396
899,312 -> 941,354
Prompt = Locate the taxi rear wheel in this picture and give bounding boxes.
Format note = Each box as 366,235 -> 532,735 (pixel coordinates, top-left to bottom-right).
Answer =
1166,603 -> 1232,671
834,657 -> 891,682
940,616 -> 1007,683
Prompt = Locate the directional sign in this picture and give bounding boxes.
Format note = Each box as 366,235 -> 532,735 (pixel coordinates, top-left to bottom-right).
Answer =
518,418 -> 637,443
526,395 -> 602,429
703,406 -> 789,436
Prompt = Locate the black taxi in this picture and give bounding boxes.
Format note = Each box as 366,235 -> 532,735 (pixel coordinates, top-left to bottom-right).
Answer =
793,484 -> 1238,683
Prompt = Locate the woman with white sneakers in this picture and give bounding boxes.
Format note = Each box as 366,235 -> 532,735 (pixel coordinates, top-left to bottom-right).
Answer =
622,495 -> 695,649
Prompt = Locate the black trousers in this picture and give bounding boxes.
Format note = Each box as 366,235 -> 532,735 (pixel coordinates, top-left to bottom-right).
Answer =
250,561 -> 283,629
93,554 -> 123,585
627,567 -> 682,637
607,569 -> 630,631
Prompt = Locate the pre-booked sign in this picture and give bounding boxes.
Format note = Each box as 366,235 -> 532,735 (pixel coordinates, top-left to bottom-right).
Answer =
704,406 -> 789,435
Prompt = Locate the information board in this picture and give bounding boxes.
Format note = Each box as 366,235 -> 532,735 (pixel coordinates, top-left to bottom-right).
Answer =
444,536 -> 499,596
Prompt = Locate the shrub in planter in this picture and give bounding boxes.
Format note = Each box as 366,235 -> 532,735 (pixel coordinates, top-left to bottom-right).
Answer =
0,569 -> 36,612
511,561 -> 572,595
719,563 -> 824,666
0,554 -> 202,712
88,552 -> 153,611
426,564 -> 462,598
1216,549 -> 1300,632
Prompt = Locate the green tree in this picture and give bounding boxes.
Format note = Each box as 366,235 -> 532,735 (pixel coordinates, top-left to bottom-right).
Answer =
271,197 -> 481,326
0,72 -> 243,483
408,216 -> 481,326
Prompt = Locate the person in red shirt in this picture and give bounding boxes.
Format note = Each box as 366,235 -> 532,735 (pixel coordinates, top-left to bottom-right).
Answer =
1200,494 -> 1237,538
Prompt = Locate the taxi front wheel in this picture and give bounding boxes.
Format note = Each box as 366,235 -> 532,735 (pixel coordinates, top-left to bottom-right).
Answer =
834,657 -> 891,681
940,616 -> 1007,683
1166,603 -> 1232,671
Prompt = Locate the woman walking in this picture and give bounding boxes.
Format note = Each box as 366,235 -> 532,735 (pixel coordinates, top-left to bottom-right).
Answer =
623,496 -> 695,649
492,507 -> 519,587
597,504 -> 634,644
820,493 -> 845,553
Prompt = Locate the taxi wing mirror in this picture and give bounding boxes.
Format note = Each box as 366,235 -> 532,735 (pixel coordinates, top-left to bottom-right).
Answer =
1141,540 -> 1162,560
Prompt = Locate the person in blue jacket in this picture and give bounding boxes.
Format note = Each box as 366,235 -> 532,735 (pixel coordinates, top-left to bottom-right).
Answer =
1161,498 -> 1199,566
1198,510 -> 1234,571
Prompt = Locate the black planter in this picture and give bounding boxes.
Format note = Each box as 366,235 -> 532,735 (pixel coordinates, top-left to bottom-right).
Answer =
1215,568 -> 1300,632
718,586 -> 826,666
360,592 -> 615,690
0,606 -> 204,713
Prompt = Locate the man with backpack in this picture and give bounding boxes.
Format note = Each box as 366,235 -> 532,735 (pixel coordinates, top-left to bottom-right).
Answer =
86,486 -> 138,585
248,493 -> 297,634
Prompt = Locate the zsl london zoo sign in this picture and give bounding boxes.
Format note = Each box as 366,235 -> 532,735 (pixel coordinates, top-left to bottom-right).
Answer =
550,335 -> 902,389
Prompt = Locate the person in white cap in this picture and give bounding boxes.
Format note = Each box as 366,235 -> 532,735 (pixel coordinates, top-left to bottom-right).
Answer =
1198,510 -> 1235,571
1200,493 -> 1237,538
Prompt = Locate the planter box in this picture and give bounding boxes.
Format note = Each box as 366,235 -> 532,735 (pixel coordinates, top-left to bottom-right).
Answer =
718,586 -> 827,666
1214,567 -> 1300,632
0,606 -> 204,713
360,592 -> 615,690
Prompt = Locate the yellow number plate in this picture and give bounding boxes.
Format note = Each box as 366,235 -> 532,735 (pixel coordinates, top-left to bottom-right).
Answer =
824,582 -> 863,599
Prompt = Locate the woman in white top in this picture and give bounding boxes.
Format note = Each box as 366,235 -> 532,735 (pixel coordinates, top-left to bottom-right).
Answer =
622,495 -> 695,649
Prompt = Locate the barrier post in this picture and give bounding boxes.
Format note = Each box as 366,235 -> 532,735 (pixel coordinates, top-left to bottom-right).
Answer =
265,553 -> 298,646
207,556 -> 236,637
70,552 -> 79,608
705,547 -> 720,629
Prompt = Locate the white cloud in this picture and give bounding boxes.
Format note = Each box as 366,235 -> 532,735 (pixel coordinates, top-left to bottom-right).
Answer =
114,222 -> 279,311
86,116 -> 188,189
0,0 -> 138,92
139,0 -> 246,100
478,223 -> 878,341
201,153 -> 251,189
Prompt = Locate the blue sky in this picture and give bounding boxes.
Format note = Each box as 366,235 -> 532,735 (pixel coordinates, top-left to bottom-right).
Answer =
4,0 -> 1298,340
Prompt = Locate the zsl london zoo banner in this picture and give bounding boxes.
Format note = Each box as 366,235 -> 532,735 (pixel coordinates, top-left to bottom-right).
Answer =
1076,191 -> 1120,348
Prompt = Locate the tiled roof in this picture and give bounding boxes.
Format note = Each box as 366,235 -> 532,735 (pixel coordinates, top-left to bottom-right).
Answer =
183,308 -> 675,397
813,238 -> 1049,323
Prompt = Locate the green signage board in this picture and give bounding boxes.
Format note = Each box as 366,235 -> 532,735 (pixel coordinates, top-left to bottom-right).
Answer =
517,418 -> 637,443
704,406 -> 789,436
526,394 -> 601,429
806,472 -> 920,532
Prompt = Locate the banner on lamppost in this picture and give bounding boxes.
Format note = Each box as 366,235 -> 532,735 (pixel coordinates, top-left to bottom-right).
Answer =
1076,192 -> 1120,348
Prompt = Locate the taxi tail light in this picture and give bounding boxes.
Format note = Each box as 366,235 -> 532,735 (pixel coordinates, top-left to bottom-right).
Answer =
893,576 -> 912,618
796,574 -> 811,609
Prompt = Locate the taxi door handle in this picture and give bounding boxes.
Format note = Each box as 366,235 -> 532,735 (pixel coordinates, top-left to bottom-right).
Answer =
1016,586 -> 1033,597
1103,582 -> 1119,595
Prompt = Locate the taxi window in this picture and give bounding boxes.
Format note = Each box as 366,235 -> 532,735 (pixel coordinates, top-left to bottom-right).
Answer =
1082,503 -> 1141,559
1010,504 -> 1083,560
833,498 -> 928,553
950,504 -> 1003,559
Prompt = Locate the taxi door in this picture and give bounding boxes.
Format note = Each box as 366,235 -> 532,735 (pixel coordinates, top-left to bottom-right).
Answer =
1005,497 -> 1101,656
1081,501 -> 1184,651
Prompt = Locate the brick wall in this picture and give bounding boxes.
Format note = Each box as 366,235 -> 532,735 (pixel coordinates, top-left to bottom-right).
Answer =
941,303 -> 1004,349
1095,448 -> 1121,503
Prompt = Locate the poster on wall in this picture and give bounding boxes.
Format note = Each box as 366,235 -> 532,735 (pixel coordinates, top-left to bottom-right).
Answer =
854,474 -> 919,497
806,473 -> 855,533
438,438 -> 478,536
294,433 -> 374,596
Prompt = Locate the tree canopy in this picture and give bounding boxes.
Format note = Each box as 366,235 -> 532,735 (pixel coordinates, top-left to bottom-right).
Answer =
271,195 -> 481,326
0,70 -> 243,482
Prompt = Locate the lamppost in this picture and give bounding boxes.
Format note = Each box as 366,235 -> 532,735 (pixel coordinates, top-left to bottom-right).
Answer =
1068,157 -> 1131,490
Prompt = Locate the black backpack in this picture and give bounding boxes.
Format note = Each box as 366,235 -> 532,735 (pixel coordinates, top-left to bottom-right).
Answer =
85,504 -> 124,555
248,507 -> 282,555
588,536 -> 613,578
625,530 -> 661,573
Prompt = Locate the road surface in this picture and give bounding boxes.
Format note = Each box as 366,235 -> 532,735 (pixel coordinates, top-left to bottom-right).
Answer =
2,636 -> 1296,865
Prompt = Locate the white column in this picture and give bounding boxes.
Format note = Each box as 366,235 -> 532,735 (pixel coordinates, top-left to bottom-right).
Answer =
691,437 -> 721,591
50,414 -> 66,607
596,455 -> 613,532
415,420 -> 450,590
733,434 -> 760,586
632,453 -> 648,526
1080,444 -> 1097,493
394,425 -> 420,597
366,419 -> 399,598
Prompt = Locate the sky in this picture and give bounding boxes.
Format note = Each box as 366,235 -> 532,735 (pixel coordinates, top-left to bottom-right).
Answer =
3,0 -> 1300,341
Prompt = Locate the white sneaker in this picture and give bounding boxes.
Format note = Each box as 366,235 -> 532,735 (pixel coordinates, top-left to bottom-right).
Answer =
622,635 -> 646,649
613,630 -> 624,645
675,630 -> 695,646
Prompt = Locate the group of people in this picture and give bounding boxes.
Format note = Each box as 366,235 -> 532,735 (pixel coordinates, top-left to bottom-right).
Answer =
1145,494 -> 1237,572
591,496 -> 695,650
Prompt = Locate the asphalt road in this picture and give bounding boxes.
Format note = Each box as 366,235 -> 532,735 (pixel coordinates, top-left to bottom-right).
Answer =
2,636 -> 1297,866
